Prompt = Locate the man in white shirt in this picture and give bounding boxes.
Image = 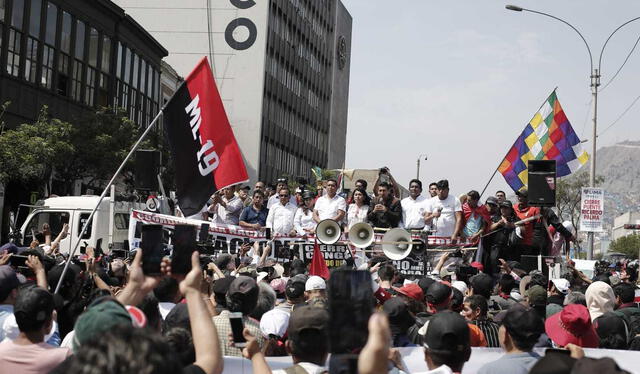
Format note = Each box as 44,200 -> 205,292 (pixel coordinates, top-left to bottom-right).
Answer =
401,179 -> 429,230
313,179 -> 346,223
265,187 -> 297,235
425,180 -> 462,242
208,186 -> 244,225
267,178 -> 296,209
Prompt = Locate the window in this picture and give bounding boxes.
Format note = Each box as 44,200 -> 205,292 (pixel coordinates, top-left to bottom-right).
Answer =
11,0 -> 24,29
78,213 -> 93,239
0,0 -> 5,22
6,29 -> 21,76
24,36 -> 38,82
88,27 -> 98,67
101,35 -> 110,72
28,0 -> 40,36
23,211 -> 70,243
41,2 -> 56,89
85,66 -> 96,105
58,11 -> 71,95
71,20 -> 85,101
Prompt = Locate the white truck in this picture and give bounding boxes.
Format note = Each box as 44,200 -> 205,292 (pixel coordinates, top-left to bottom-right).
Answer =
18,187 -> 147,254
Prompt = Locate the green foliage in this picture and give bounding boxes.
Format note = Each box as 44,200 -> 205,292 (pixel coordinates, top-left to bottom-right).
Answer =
0,106 -> 74,187
609,234 -> 640,259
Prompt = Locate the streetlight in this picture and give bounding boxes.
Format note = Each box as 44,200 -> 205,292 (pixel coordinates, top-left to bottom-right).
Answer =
416,154 -> 428,180
506,5 -> 640,259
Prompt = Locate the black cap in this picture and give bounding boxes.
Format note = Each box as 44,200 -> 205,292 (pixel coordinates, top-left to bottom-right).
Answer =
417,277 -> 436,296
228,276 -> 258,297
212,276 -> 235,297
426,281 -> 452,306
499,200 -> 513,209
164,303 -> 190,331
382,297 -> 415,333
502,305 -> 544,342
14,286 -> 54,331
215,254 -> 233,270
436,180 -> 449,190
529,351 -> 576,374
516,188 -> 528,197
285,280 -> 305,300
302,191 -> 315,200
485,196 -> 499,206
470,273 -> 493,295
287,305 -> 329,341
423,311 -> 470,354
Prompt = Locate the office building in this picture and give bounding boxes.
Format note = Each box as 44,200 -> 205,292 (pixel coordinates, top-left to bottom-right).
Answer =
115,0 -> 352,183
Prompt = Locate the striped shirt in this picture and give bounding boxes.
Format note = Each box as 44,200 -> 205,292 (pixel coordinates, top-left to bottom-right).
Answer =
473,318 -> 500,348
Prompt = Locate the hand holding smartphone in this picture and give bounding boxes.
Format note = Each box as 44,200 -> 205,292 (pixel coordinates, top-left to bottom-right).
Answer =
229,312 -> 247,347
140,224 -> 164,275
171,225 -> 197,275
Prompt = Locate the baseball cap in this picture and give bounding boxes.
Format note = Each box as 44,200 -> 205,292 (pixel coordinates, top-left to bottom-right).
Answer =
302,191 -> 315,200
516,188 -> 528,197
426,281 -> 452,306
270,278 -> 287,294
451,281 -> 468,295
502,305 -> 544,342
260,309 -> 290,338
423,310 -> 470,354
228,276 -> 259,299
0,265 -> 21,301
393,283 -> 424,302
305,276 -> 326,291
439,265 -> 456,279
545,304 -> 599,348
417,277 -> 436,296
485,196 -> 499,206
74,298 -> 133,349
499,200 -> 513,209
470,262 -> 484,272
551,278 -> 571,294
436,180 -> 449,190
383,297 -> 415,333
469,273 -> 493,295
164,303 -> 190,331
527,285 -> 547,306
212,276 -> 235,297
286,280 -> 306,300
287,305 -> 329,341
214,254 -> 233,270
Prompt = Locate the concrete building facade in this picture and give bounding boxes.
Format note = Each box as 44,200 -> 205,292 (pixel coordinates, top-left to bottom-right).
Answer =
114,0 -> 352,184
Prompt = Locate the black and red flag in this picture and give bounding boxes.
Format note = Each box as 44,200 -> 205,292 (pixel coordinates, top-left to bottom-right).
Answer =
163,57 -> 248,216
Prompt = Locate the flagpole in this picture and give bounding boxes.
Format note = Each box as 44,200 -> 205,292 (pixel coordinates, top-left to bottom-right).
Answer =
479,87 -> 559,199
54,110 -> 163,294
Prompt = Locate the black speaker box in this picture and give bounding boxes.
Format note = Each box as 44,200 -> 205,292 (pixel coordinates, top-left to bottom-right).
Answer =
527,160 -> 556,207
135,150 -> 161,191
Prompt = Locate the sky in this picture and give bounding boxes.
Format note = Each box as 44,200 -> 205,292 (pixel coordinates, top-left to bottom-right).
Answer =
341,0 -> 640,197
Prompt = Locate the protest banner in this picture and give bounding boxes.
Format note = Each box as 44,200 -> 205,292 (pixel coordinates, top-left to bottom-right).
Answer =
580,187 -> 604,232
128,210 -> 476,276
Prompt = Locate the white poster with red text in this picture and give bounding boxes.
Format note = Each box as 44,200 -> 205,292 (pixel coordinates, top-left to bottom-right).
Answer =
580,187 -> 604,232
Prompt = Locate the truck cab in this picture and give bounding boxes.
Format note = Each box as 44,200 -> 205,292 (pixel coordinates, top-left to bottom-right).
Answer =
19,194 -> 141,254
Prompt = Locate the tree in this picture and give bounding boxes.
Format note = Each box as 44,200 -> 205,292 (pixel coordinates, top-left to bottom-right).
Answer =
0,106 -> 74,194
609,234 -> 640,259
556,171 -> 604,250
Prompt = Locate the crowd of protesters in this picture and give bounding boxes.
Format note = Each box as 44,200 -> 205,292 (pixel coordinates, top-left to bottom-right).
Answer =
0,168 -> 638,373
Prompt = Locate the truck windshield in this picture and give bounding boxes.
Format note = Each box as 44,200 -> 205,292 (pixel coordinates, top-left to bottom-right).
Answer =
24,211 -> 70,244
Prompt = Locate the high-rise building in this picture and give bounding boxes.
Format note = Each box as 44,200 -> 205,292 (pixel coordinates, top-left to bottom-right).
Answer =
114,0 -> 352,184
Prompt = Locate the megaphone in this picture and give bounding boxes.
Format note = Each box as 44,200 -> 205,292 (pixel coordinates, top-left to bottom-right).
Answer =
381,228 -> 413,260
348,222 -> 375,248
316,219 -> 342,245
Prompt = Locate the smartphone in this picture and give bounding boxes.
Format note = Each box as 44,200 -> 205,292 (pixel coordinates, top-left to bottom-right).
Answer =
198,223 -> 210,243
172,225 -> 197,275
327,269 -> 374,354
229,312 -> 246,347
265,227 -> 272,240
140,224 -> 164,275
545,348 -> 571,356
9,255 -> 28,267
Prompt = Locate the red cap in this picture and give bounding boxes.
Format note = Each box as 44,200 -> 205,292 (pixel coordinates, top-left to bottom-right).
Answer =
393,283 -> 424,302
470,262 -> 484,272
545,304 -> 599,348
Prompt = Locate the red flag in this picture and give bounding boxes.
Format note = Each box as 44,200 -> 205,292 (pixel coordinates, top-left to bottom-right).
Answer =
309,240 -> 330,279
163,57 -> 248,216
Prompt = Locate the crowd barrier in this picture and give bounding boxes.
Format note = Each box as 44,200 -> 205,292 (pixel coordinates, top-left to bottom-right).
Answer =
221,347 -> 639,374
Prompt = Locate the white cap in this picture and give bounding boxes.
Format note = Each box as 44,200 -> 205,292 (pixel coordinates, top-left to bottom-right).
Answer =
257,272 -> 269,283
551,278 -> 571,294
451,281 -> 468,295
260,309 -> 290,337
305,275 -> 326,291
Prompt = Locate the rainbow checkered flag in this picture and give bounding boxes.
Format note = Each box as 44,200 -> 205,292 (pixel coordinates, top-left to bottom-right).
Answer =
498,90 -> 589,192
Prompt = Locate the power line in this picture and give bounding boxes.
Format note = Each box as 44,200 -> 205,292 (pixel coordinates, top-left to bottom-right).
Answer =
600,33 -> 640,92
598,93 -> 640,136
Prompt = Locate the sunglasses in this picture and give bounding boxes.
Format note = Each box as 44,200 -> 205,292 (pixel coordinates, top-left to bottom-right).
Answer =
279,194 -> 290,197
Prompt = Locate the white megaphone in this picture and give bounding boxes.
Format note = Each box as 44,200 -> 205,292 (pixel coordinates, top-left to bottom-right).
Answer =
381,228 -> 413,260
348,222 -> 375,248
316,219 -> 342,245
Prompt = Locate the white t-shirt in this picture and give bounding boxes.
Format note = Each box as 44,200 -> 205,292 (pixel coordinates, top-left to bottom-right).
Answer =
267,194 -> 297,209
401,194 -> 428,229
347,203 -> 369,230
266,202 -> 297,234
294,207 -> 316,235
426,194 -> 462,237
314,194 -> 346,221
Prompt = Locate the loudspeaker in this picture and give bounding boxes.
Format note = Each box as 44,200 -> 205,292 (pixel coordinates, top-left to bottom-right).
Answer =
527,160 -> 556,207
135,150 -> 161,191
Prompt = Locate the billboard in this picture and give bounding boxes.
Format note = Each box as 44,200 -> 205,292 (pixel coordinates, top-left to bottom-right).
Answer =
580,187 -> 604,232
